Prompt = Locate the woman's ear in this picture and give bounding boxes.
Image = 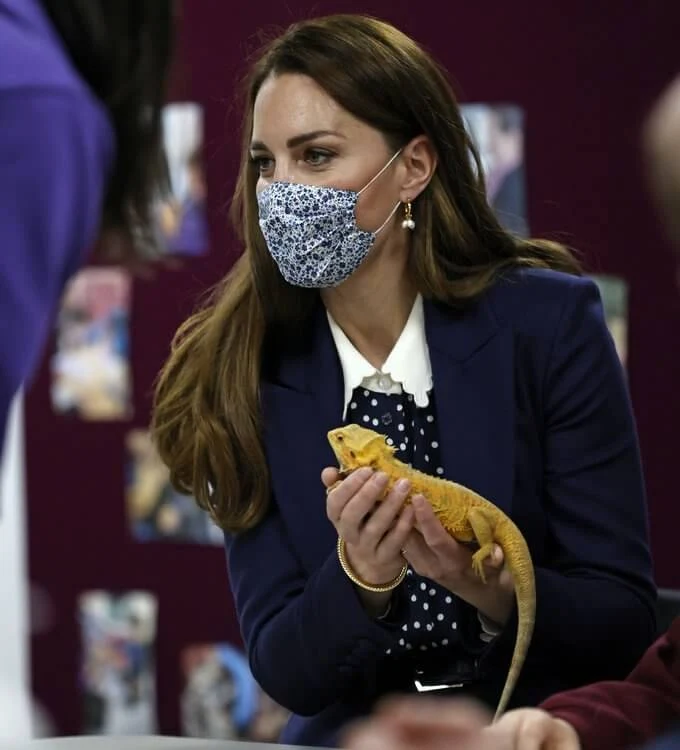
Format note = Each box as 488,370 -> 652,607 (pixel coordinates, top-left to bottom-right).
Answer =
399,135 -> 438,201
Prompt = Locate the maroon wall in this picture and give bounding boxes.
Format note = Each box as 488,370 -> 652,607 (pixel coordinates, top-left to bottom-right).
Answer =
25,0 -> 680,736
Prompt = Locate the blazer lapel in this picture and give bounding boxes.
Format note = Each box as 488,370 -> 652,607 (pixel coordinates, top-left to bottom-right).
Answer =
424,298 -> 516,516
261,306 -> 344,569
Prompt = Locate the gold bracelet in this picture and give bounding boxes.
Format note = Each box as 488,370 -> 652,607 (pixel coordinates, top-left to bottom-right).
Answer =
337,537 -> 408,593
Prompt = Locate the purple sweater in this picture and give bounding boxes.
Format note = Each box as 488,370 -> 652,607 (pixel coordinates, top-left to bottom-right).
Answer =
0,0 -> 115,451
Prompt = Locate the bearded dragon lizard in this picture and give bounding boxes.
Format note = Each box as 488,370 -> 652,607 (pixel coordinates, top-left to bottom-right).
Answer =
327,423 -> 535,721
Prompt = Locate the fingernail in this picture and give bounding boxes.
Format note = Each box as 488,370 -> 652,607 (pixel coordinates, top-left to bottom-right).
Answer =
373,472 -> 389,486
396,478 -> 410,492
357,467 -> 373,480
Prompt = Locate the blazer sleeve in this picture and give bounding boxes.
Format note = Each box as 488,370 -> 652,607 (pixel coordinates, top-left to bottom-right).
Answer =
540,618 -> 680,749
481,275 -> 657,683
224,501 -> 407,716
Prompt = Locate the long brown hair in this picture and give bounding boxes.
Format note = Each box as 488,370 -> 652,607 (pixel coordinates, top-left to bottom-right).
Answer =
151,14 -> 581,533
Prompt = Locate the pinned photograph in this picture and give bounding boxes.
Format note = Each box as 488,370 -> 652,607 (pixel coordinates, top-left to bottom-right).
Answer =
50,268 -> 132,420
180,643 -> 290,742
461,103 -> 528,237
125,428 -> 223,546
78,591 -> 157,736
155,102 -> 209,257
589,274 -> 629,366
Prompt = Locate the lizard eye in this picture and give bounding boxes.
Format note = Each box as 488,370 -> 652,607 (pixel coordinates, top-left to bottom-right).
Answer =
349,451 -> 356,459
336,435 -> 343,442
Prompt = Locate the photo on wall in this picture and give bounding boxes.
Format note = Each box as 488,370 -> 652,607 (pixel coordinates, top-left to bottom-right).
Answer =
78,590 -> 158,736
180,643 -> 290,743
589,273 -> 629,367
50,268 -> 132,421
461,103 -> 528,237
155,101 -> 209,257
125,428 -> 223,546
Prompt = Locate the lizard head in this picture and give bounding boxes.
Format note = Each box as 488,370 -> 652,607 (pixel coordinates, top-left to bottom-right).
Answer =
327,424 -> 395,472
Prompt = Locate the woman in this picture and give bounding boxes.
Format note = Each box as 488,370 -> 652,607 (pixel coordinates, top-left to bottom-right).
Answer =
152,14 -> 656,748
0,0 -> 174,455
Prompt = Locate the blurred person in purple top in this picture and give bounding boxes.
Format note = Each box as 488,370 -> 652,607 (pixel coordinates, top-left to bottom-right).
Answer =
0,0 -> 175,452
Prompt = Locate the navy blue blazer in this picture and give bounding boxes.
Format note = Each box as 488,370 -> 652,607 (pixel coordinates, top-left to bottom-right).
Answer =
224,269 -> 657,748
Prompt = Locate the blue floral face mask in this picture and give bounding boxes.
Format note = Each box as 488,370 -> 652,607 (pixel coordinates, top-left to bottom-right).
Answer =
256,151 -> 402,288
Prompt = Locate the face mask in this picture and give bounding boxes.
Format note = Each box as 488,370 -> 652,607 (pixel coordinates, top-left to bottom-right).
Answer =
256,150 -> 402,288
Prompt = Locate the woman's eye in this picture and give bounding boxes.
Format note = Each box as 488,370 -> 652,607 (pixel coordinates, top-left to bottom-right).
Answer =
305,149 -> 333,167
250,156 -> 274,174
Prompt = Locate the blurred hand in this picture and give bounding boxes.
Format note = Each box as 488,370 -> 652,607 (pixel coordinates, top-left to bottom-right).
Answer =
343,697 -> 581,750
343,697 -> 496,750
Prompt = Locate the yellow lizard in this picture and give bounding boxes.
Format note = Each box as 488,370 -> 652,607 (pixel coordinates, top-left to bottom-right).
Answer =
327,423 -> 535,722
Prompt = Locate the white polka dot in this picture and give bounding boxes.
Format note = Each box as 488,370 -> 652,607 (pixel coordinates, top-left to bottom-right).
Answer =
396,404 -> 403,412
432,642 -> 438,647
426,415 -> 434,423
425,455 -> 430,462
423,602 -> 429,611
405,643 -> 412,650
445,596 -> 452,604
398,423 -> 405,432
413,444 -> 417,452
408,395 -> 413,401
420,428 -> 425,435
436,467 -> 444,475
399,638 -> 405,646
411,595 -> 417,602
452,622 -> 458,630
372,418 -> 379,426
404,436 -> 409,443
399,443 -> 406,451
426,624 -> 433,631
420,583 -> 427,590
387,438 -> 394,445
441,638 -> 449,646
386,649 -> 391,654
431,441 -> 439,448
371,398 -> 378,406
420,645 -> 428,651
402,624 -> 408,631
363,390 -> 370,396
437,613 -> 444,621
429,588 -> 436,596
411,421 -> 415,427
362,415 -> 370,423
414,621 -> 421,629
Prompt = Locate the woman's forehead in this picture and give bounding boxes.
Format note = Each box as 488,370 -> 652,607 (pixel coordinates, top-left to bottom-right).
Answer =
251,73 -> 364,146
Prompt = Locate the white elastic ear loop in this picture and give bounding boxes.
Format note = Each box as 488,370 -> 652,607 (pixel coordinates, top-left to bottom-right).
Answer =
373,201 -> 402,234
357,149 -> 403,196
356,149 -> 403,234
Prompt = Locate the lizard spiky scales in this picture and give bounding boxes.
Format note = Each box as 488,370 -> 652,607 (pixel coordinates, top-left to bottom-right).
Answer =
327,423 -> 536,721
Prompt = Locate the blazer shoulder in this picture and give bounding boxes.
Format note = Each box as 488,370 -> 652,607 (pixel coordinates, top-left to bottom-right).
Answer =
484,267 -> 602,336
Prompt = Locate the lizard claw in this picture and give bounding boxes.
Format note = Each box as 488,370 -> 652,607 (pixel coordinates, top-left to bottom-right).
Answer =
471,548 -> 489,583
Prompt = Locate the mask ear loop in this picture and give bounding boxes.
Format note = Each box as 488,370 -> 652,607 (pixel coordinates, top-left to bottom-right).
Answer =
357,149 -> 403,196
356,149 -> 404,234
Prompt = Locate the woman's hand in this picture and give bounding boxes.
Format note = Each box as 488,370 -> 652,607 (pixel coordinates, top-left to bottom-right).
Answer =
323,466 -> 415,586
402,495 -> 514,625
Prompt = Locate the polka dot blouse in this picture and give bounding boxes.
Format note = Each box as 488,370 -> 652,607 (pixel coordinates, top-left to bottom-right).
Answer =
346,387 -> 459,655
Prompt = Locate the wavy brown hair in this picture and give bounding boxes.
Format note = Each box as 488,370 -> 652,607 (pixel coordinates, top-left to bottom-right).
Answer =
151,14 -> 581,534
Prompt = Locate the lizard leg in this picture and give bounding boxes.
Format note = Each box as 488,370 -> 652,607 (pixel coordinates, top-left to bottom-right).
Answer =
468,507 -> 498,584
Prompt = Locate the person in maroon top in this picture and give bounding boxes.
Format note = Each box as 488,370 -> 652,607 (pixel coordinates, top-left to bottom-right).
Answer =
343,74 -> 680,750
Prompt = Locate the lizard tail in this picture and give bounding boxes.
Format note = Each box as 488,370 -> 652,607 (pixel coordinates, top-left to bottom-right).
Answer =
492,529 -> 536,722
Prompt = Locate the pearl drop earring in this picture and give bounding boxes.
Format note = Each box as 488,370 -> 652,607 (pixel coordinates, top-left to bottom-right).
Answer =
402,200 -> 415,230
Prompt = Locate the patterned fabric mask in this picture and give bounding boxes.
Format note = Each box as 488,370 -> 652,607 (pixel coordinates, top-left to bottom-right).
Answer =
256,151 -> 402,288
